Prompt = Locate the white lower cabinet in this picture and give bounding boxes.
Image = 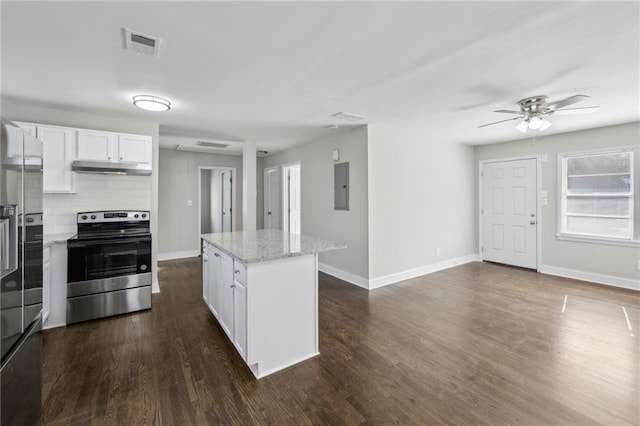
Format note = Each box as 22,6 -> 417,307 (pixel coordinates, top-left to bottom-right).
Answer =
218,252 -> 234,337
201,237 -> 318,378
232,280 -> 247,359
44,242 -> 68,329
203,241 -> 246,357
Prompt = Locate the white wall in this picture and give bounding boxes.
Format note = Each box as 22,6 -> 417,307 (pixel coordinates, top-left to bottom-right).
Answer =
262,126 -> 370,281
1,97 -> 161,288
475,122 -> 640,288
158,149 -> 243,257
367,124 -> 477,284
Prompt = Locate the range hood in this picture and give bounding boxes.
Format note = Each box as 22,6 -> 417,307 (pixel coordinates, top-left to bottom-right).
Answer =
72,160 -> 152,176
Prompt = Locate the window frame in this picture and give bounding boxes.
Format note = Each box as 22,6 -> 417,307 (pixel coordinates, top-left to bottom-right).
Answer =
557,145 -> 639,247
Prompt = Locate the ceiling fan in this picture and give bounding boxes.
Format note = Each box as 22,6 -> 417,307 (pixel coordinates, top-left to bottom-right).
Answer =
478,94 -> 599,133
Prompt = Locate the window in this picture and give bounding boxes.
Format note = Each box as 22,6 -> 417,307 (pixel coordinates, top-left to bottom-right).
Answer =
559,147 -> 638,244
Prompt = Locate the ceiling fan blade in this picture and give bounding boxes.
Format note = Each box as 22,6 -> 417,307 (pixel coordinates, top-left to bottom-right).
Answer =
551,106 -> 600,115
494,109 -> 522,114
547,94 -> 590,110
478,116 -> 522,128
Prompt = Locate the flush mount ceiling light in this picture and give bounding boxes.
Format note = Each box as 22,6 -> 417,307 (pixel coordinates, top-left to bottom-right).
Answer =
132,95 -> 171,112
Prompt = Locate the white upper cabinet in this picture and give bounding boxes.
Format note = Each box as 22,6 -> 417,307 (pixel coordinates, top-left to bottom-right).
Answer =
77,130 -> 152,165
13,122 -> 42,158
118,134 -> 152,164
77,130 -> 116,161
36,125 -> 76,193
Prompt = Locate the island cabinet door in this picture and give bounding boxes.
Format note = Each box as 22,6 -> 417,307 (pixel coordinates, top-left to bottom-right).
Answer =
202,243 -> 209,304
233,281 -> 247,361
218,252 -> 234,338
208,247 -> 221,318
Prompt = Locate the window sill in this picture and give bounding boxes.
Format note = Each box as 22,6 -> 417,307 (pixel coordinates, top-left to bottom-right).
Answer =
556,234 -> 640,247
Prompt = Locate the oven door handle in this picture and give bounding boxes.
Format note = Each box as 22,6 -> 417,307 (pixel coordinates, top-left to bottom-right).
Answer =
68,236 -> 151,248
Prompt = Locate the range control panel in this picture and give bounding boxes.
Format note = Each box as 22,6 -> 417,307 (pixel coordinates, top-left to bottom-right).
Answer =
77,210 -> 150,223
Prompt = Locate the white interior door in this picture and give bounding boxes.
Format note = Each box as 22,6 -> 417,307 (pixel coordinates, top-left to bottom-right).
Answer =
283,164 -> 301,235
264,167 -> 279,229
221,171 -> 232,232
481,158 -> 537,269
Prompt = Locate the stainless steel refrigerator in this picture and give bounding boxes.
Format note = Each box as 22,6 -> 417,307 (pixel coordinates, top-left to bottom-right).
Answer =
1,117 -> 43,425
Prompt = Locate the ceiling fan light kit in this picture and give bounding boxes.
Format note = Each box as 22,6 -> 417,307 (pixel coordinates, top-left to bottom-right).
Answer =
479,94 -> 598,133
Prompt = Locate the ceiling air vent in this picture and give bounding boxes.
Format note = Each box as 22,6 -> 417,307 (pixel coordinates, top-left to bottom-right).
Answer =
197,141 -> 229,149
124,28 -> 163,57
332,111 -> 366,121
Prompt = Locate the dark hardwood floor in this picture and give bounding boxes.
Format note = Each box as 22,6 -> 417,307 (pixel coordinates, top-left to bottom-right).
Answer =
41,259 -> 639,425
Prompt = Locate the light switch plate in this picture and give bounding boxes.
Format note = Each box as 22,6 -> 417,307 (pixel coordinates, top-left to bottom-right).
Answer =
541,198 -> 548,206
541,190 -> 548,198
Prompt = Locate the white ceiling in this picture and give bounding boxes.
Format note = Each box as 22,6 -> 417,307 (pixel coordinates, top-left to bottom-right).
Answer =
1,1 -> 638,155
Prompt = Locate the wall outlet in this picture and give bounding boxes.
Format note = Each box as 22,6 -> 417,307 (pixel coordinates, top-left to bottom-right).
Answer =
187,199 -> 193,207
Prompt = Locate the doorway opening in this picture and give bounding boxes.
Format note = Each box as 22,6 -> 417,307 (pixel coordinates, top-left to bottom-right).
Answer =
479,156 -> 540,270
264,166 -> 279,229
198,167 -> 236,240
282,162 -> 301,235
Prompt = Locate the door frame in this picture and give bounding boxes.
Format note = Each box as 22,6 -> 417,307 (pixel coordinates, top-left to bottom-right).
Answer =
282,161 -> 301,234
478,155 -> 542,271
263,166 -> 279,229
197,166 -> 237,247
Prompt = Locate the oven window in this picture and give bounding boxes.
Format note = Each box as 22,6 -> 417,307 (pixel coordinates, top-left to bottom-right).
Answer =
68,239 -> 151,283
87,246 -> 138,279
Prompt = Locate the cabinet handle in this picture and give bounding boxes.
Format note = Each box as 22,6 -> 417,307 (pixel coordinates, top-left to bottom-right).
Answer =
214,253 -> 220,257
231,284 -> 235,288
234,269 -> 240,274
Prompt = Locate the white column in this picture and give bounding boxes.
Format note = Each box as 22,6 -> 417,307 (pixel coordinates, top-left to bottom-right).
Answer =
242,140 -> 257,231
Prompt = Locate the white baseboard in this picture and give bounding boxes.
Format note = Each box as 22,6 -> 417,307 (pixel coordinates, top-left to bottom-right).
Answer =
319,254 -> 481,291
157,250 -> 199,261
369,254 -> 481,289
318,263 -> 369,289
540,265 -> 640,291
152,281 -> 160,293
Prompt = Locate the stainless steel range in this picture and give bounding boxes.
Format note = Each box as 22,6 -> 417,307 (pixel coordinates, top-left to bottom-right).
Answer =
66,210 -> 151,324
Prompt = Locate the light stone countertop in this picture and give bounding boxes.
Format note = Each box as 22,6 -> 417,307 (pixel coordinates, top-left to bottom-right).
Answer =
201,230 -> 346,264
43,233 -> 75,248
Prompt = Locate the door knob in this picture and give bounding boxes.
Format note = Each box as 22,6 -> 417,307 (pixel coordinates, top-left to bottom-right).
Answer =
530,220 -> 536,225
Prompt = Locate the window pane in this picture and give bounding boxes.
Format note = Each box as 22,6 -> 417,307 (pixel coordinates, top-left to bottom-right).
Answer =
567,216 -> 631,239
567,174 -> 631,194
567,152 -> 630,175
567,197 -> 630,216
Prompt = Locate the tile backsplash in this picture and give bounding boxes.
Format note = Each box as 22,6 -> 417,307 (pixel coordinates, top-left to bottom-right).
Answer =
44,173 -> 152,235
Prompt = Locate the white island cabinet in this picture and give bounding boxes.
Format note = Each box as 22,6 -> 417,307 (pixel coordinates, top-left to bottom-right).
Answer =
201,230 -> 345,379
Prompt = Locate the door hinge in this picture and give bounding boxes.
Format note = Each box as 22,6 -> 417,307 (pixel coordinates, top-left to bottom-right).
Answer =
481,208 -> 484,215
481,171 -> 484,177
481,246 -> 483,253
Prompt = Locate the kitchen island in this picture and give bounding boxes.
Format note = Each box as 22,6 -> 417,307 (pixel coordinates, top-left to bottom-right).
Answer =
201,230 -> 345,378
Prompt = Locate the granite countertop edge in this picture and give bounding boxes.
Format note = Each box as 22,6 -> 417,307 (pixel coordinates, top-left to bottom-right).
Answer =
201,231 -> 346,264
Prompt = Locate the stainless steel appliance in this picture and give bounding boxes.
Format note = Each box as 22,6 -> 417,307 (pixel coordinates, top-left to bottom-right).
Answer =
1,117 -> 43,426
66,210 -> 151,324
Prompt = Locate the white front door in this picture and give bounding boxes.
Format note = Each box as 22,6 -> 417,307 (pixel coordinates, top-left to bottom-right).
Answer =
221,171 -> 232,232
283,164 -> 301,235
481,158 -> 537,269
264,167 -> 279,229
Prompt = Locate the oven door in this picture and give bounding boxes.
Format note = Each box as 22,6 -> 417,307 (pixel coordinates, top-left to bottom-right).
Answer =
67,235 -> 151,284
